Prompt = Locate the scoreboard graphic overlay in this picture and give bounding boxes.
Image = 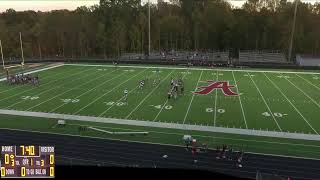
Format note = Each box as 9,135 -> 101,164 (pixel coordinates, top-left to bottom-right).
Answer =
1,145 -> 55,178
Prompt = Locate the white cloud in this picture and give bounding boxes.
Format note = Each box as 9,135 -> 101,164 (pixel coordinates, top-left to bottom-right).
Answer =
0,0 -> 318,12
0,0 -> 99,12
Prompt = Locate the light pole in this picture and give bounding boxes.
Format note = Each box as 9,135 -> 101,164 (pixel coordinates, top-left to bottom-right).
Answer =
148,0 -> 151,56
0,40 -> 4,70
288,0 -> 298,62
19,32 -> 25,67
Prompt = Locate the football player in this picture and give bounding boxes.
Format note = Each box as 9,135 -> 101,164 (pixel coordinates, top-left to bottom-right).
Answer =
139,80 -> 145,89
167,90 -> 172,100
124,88 -> 128,104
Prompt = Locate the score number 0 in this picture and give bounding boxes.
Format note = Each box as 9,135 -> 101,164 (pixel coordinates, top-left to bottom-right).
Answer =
20,155 -> 55,177
49,154 -> 55,177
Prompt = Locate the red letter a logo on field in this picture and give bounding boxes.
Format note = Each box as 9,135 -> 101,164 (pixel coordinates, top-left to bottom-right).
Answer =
193,81 -> 239,96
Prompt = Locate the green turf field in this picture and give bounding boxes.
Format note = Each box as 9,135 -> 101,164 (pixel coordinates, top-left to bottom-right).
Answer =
1,63 -> 320,158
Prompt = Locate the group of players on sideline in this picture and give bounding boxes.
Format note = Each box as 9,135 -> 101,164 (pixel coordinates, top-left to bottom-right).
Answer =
5,69 -> 39,86
216,144 -> 244,168
183,137 -> 244,167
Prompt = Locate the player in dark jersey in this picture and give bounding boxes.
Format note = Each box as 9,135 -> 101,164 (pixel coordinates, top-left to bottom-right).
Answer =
167,90 -> 172,100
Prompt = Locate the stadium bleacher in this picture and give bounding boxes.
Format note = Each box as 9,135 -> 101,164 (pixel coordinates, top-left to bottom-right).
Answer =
239,51 -> 287,63
119,53 -> 145,61
146,50 -> 229,63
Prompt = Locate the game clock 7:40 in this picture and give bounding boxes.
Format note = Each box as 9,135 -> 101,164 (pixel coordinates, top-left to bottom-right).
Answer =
17,145 -> 38,156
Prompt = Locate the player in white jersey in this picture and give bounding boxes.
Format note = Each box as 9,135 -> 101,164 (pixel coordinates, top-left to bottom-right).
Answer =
124,88 -> 128,104
139,80 -> 145,89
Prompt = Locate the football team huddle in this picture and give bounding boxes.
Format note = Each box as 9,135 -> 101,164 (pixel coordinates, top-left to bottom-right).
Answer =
6,70 -> 40,86
168,76 -> 184,100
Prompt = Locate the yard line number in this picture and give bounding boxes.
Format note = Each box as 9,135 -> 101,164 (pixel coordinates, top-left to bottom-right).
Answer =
21,96 -> 39,100
262,112 -> 288,118
277,75 -> 291,79
150,105 -> 173,110
61,99 -> 80,103
206,108 -> 225,113
104,101 -> 126,106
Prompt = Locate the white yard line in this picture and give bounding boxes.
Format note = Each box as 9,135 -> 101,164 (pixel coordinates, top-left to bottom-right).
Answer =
0,66 -> 88,104
284,74 -> 320,109
232,71 -> 248,129
5,67 -> 92,109
98,68 -> 161,117
153,99 -> 168,122
153,71 -> 188,122
213,71 -> 219,127
0,63 -> 64,82
2,72 -> 67,101
49,69 -> 118,113
64,63 -> 320,75
247,72 -> 282,132
74,69 -> 148,115
2,109 -> 320,141
125,70 -> 174,119
263,72 -> 319,135
183,70 -> 203,124
6,86 -> 57,109
296,74 -> 320,91
99,68 -> 158,117
0,64 -> 72,95
98,85 -> 140,117
26,68 -> 101,111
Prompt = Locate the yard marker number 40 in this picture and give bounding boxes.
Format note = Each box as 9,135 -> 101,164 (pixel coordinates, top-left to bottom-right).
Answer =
21,96 -> 39,100
262,112 -> 287,118
105,101 -> 126,106
61,99 -> 80,103
150,105 -> 173,110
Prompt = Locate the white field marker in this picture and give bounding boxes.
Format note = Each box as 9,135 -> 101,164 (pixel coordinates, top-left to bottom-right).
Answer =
183,70 -> 203,124
232,71 -> 248,129
74,68 -> 148,115
263,72 -> 318,135
125,70 -> 174,119
247,72 -> 282,132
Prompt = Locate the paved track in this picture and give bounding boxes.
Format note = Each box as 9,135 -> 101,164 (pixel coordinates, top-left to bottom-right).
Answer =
1,129 -> 320,179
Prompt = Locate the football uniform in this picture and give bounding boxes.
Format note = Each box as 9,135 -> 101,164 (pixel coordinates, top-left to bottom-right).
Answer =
139,80 -> 145,89
124,89 -> 128,104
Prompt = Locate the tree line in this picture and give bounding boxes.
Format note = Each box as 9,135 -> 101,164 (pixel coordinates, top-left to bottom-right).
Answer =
0,0 -> 319,61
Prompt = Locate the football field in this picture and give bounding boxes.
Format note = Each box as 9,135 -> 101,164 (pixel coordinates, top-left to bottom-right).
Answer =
1,63 -> 320,158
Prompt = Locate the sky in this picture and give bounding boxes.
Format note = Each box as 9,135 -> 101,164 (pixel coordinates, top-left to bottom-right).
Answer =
0,0 -> 319,12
